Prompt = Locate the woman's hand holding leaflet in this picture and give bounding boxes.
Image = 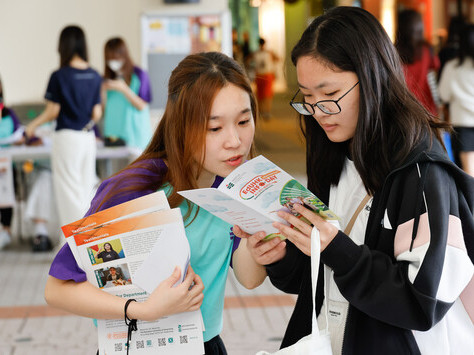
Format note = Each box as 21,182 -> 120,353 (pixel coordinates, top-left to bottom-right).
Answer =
233,225 -> 287,265
274,203 -> 339,255
130,265 -> 204,322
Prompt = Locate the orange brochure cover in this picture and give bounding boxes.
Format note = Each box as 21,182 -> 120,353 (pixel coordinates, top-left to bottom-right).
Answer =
61,190 -> 169,238
73,208 -> 180,247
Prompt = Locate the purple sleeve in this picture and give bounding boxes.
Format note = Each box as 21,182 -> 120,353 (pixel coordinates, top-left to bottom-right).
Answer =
134,66 -> 152,103
49,243 -> 88,283
49,160 -> 164,282
230,227 -> 242,268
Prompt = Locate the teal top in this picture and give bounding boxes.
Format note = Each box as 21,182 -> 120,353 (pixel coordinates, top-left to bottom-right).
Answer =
104,73 -> 152,150
0,115 -> 14,140
161,184 -> 233,342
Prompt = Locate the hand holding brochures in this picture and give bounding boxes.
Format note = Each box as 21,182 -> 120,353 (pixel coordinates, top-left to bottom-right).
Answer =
63,190 -> 205,355
179,155 -> 338,241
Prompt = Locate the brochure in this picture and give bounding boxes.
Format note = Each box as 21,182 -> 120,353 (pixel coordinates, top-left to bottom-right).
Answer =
62,190 -> 171,238
179,155 -> 338,240
65,190 -> 170,270
63,192 -> 205,354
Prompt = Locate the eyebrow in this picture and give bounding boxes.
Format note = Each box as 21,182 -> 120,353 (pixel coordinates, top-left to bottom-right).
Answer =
298,81 -> 330,90
210,108 -> 251,120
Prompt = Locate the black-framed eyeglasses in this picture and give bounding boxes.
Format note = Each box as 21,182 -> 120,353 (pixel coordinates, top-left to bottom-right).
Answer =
290,81 -> 359,115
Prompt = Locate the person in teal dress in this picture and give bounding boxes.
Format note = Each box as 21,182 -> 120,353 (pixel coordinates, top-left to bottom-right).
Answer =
102,37 -> 152,151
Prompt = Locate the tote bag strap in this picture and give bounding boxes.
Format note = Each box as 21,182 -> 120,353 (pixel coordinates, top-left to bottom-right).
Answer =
311,225 -> 323,336
343,194 -> 371,235
310,193 -> 370,336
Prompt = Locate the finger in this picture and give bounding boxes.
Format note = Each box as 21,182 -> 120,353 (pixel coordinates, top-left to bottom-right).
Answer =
260,241 -> 287,264
277,210 -> 313,236
189,296 -> 204,311
233,225 -> 252,239
254,237 -> 282,256
188,282 -> 204,299
274,222 -> 310,254
192,272 -> 204,289
247,231 -> 267,246
293,203 -> 326,228
163,266 -> 181,287
180,267 -> 195,288
188,275 -> 205,295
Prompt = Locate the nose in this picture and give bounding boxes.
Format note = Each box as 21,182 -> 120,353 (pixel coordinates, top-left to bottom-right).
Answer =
224,127 -> 241,149
311,108 -> 328,121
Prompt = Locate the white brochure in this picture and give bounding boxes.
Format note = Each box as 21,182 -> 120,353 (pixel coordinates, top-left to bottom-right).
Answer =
67,204 -> 204,354
179,155 -> 338,240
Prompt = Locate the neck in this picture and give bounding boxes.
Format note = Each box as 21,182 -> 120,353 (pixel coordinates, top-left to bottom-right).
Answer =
69,55 -> 88,69
196,170 -> 216,189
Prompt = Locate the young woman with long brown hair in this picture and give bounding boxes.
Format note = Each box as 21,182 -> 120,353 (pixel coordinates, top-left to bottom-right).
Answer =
45,52 -> 269,354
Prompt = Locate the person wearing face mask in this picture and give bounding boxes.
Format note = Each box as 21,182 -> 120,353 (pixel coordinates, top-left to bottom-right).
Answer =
102,38 -> 152,152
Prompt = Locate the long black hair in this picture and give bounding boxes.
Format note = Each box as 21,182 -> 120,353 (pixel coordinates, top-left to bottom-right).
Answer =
458,24 -> 474,66
58,25 -> 88,67
291,6 -> 446,196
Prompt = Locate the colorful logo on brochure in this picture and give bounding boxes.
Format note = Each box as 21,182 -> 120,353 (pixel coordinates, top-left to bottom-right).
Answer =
239,170 -> 280,200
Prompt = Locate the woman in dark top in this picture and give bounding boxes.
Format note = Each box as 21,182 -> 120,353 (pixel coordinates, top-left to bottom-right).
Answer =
95,242 -> 120,262
25,25 -> 102,231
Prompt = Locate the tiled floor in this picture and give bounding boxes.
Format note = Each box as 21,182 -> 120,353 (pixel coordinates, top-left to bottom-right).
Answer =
0,92 -> 306,355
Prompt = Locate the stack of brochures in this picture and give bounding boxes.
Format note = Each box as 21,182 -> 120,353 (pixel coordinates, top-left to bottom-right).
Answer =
62,191 -> 205,355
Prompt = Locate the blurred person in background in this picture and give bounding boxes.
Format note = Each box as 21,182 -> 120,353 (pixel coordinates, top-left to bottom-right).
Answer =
253,38 -> 279,120
395,9 -> 455,161
102,37 -> 152,153
438,16 -> 466,78
439,24 -> 474,177
0,75 -> 22,249
1,75 -> 58,251
396,9 -> 440,117
25,25 -> 102,234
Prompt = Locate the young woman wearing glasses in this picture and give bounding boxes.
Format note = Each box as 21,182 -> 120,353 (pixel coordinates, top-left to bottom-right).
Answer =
236,6 -> 474,354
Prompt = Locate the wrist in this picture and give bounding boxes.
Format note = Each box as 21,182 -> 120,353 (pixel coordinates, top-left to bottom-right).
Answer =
127,299 -> 164,321
126,299 -> 143,320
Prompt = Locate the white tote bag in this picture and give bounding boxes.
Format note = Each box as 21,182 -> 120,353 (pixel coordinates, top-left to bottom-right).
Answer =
256,225 -> 334,355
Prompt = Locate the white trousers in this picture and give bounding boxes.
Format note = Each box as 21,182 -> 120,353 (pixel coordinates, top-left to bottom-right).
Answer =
52,129 -> 97,231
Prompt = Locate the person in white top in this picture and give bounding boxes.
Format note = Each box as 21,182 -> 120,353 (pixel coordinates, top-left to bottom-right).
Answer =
439,24 -> 474,177
253,38 -> 279,120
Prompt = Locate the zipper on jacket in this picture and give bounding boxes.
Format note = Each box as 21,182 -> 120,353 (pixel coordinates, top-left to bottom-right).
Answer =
341,306 -> 351,355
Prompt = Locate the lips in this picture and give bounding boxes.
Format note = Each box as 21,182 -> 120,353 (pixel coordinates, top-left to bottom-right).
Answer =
320,123 -> 337,132
226,155 -> 243,166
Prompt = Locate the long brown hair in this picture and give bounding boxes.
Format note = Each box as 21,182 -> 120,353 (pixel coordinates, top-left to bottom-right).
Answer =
103,38 -> 134,84
95,52 -> 257,220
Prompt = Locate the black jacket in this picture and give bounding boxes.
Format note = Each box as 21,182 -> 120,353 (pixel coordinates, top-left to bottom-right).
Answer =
267,137 -> 474,354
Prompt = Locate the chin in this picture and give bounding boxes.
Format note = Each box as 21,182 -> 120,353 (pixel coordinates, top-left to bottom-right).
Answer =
326,134 -> 352,143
